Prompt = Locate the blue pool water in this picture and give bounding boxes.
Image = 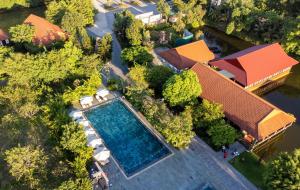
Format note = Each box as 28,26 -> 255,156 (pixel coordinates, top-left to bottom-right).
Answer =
85,99 -> 170,177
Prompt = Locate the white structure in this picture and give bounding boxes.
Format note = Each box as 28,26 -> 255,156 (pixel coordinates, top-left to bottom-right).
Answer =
69,110 -> 84,120
128,6 -> 162,25
93,147 -> 110,165
95,88 -> 109,102
80,96 -> 93,108
135,12 -> 162,25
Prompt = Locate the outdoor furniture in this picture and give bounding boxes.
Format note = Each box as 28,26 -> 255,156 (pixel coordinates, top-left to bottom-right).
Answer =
95,88 -> 109,102
80,96 -> 93,108
69,110 -> 83,120
78,119 -> 90,128
88,138 -> 104,149
84,128 -> 97,136
93,146 -> 110,165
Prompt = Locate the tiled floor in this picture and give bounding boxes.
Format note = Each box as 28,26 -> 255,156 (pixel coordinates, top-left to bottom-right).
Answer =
102,137 -> 257,190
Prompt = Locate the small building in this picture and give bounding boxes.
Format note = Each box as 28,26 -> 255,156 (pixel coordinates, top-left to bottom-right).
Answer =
128,6 -> 162,25
191,63 -> 296,148
0,29 -> 9,46
209,43 -> 299,91
24,14 -> 67,46
158,40 -> 215,72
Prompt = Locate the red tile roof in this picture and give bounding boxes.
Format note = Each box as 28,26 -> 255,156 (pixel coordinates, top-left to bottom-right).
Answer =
0,29 -> 8,41
209,43 -> 299,86
159,40 -> 215,70
191,63 -> 295,140
24,14 -> 67,46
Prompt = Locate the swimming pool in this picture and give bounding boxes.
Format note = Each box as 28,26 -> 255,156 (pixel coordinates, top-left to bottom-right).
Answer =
85,99 -> 171,177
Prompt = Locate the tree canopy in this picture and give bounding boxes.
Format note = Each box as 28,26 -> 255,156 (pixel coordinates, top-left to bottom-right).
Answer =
9,24 -> 35,44
121,46 -> 154,66
163,70 -> 201,106
264,149 -> 300,190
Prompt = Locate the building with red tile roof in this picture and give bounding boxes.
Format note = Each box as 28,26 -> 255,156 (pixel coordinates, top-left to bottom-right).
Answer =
191,63 -> 295,144
209,43 -> 298,90
0,29 -> 9,46
24,14 -> 67,46
158,40 -> 215,71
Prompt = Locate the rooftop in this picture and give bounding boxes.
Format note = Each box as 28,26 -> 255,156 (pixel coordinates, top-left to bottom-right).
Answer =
191,63 -> 295,140
0,29 -> 8,41
210,43 -> 299,86
24,14 -> 67,46
159,40 -> 215,70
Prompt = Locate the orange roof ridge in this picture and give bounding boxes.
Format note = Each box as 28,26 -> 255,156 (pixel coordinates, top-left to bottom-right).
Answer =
192,63 -> 278,111
159,40 -> 215,70
191,63 -> 295,140
24,14 -> 67,46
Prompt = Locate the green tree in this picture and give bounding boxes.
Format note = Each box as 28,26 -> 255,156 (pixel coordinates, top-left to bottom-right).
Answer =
147,65 -> 174,95
60,122 -> 88,154
9,24 -> 35,43
157,0 -> 171,19
161,106 -> 195,148
193,99 -> 225,129
264,149 -> 300,190
121,46 -> 154,66
56,178 -> 92,190
126,19 -> 143,46
128,64 -> 149,90
5,145 -> 48,189
96,33 -> 113,62
185,5 -> 206,29
163,70 -> 201,106
172,13 -> 186,34
207,120 -> 238,148
282,16 -> 300,56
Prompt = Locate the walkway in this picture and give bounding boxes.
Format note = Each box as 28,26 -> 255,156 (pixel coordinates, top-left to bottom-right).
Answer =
104,137 -> 257,190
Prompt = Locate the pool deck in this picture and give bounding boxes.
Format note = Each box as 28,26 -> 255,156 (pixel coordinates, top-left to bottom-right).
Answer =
102,136 -> 257,190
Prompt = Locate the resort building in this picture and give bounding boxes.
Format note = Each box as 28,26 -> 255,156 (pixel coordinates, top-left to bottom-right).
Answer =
209,43 -> 299,91
191,63 -> 296,147
24,14 -> 67,46
158,40 -> 215,72
0,29 -> 9,46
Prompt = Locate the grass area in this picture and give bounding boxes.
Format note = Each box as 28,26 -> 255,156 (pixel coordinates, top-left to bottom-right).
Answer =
0,6 -> 45,32
230,151 -> 267,190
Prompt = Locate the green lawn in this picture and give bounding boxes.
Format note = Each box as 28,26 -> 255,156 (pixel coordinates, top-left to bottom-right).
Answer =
230,151 -> 267,190
0,6 -> 45,33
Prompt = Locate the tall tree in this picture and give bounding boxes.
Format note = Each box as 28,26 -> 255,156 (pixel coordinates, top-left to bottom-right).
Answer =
5,146 -> 48,189
96,33 -> 113,62
264,149 -> 300,190
157,0 -> 171,19
9,24 -> 35,44
163,70 -> 201,106
126,19 -> 143,46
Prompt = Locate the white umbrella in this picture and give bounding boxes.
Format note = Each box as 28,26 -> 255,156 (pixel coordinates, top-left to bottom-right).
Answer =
69,110 -> 83,120
88,138 -> 103,148
84,128 -> 96,136
78,120 -> 90,128
80,96 -> 93,105
93,147 -> 110,162
96,88 -> 109,97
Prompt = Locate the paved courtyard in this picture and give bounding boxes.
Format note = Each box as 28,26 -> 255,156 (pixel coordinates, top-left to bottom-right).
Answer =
103,137 -> 257,190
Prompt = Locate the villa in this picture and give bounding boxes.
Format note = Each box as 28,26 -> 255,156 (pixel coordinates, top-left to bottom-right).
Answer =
128,6 -> 162,25
158,40 -> 215,72
24,14 -> 67,46
191,63 -> 296,148
209,43 -> 299,91
0,29 -> 9,46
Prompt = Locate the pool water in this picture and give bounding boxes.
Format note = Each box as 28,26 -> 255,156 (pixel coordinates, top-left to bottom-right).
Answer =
85,99 -> 170,177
